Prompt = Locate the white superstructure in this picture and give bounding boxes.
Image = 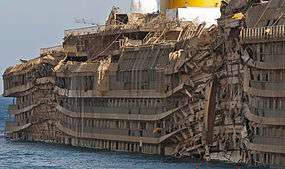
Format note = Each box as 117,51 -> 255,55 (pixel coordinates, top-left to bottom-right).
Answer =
166,7 -> 221,26
130,0 -> 159,14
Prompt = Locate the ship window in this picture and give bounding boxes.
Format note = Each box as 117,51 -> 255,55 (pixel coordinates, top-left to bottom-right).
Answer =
266,20 -> 271,26
269,127 -> 273,137
255,108 -> 258,116
111,54 -> 120,63
262,127 -> 266,136
274,98 -> 279,110
257,74 -> 261,81
282,71 -> 285,81
65,56 -> 88,62
260,54 -> 264,62
140,122 -> 146,130
269,99 -> 273,109
263,154 -> 267,164
262,72 -> 269,81
115,14 -> 128,25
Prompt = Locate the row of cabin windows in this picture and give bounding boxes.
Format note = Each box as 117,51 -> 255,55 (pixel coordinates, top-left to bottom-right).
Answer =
254,153 -> 285,166
119,54 -> 158,69
15,90 -> 52,108
76,139 -> 159,154
258,53 -> 285,64
251,97 -> 285,111
250,69 -> 285,82
116,70 -> 163,90
56,76 -> 94,90
16,95 -> 34,108
116,70 -> 158,82
259,42 -> 285,55
123,82 -> 150,90
59,98 -> 165,109
118,48 -> 171,69
250,42 -> 285,62
61,115 -> 158,131
255,126 -> 285,138
15,111 -> 31,124
4,64 -> 53,89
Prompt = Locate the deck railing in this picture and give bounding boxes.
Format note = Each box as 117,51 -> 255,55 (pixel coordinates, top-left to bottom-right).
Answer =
40,45 -> 63,54
64,25 -> 106,37
241,25 -> 285,40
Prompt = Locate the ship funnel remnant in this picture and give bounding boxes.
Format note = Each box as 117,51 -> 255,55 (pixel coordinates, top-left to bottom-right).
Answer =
130,0 -> 159,13
160,0 -> 221,26
3,0 -> 285,168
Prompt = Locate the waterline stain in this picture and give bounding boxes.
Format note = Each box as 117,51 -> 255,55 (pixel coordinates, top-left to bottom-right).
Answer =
0,97 -> 279,169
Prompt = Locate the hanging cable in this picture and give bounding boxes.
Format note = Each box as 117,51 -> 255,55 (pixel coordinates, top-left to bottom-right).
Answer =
91,32 -> 124,61
253,0 -> 273,28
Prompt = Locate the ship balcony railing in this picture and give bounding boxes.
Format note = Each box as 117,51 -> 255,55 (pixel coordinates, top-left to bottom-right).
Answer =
56,121 -> 187,144
244,104 -> 285,126
64,25 -> 106,37
253,136 -> 285,146
62,123 -> 163,138
8,103 -> 38,115
244,139 -> 285,154
249,80 -> 285,91
3,81 -> 35,97
240,25 -> 285,41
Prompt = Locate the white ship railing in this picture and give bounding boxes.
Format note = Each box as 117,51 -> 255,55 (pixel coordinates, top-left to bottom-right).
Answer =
241,25 -> 285,40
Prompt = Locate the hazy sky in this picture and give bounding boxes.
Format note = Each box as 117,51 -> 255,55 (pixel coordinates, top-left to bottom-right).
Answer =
0,0 -> 130,93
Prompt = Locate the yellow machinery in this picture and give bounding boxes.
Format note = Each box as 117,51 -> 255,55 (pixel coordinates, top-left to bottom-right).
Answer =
160,0 -> 223,26
160,0 -> 221,10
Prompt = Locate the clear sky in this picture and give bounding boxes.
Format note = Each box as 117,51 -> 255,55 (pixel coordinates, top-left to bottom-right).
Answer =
0,0 -> 130,93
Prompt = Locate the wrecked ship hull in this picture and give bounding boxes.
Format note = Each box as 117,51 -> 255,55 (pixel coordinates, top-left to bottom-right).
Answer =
3,0 -> 285,167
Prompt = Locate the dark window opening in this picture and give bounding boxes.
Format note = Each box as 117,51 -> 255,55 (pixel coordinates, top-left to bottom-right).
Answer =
115,14 -> 128,25
64,56 -> 88,62
111,54 -> 120,63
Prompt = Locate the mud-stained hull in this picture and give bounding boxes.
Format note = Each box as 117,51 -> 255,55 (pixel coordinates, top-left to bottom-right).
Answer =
3,0 -> 285,168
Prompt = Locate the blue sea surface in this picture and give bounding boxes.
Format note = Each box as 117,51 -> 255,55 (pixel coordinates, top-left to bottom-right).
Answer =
0,97 -> 279,169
